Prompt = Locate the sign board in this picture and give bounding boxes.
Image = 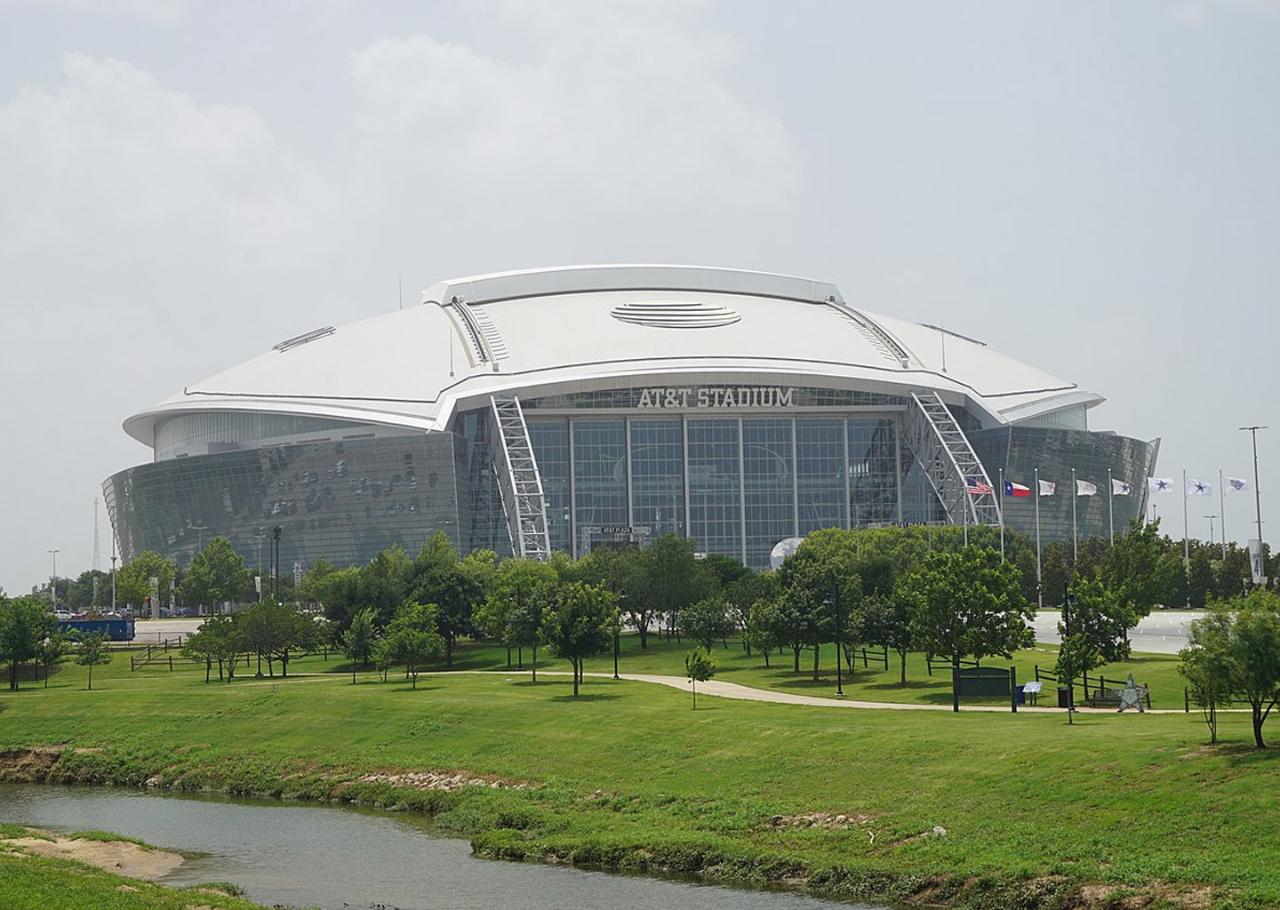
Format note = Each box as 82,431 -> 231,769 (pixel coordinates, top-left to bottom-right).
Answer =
637,386 -> 796,410
955,666 -> 1012,698
1249,539 -> 1267,585
1022,681 -> 1043,694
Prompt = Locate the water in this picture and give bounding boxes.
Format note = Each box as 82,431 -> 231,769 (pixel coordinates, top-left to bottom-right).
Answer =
0,784 -> 884,910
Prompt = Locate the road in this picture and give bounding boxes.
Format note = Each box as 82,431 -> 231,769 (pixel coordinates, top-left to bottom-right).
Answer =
1035,610 -> 1199,654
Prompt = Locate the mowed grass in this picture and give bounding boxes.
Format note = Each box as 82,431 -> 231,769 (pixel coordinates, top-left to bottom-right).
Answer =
0,852 -> 265,910
3,645 -> 1280,907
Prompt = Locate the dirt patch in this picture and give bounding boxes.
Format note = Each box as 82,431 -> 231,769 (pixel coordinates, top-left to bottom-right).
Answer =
766,811 -> 879,830
5,835 -> 182,880
356,769 -> 530,791
0,748 -> 63,782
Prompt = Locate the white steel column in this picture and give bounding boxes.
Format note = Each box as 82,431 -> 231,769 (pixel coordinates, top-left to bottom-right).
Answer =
625,418 -> 634,529
843,418 -> 851,529
791,417 -> 800,537
568,420 -> 577,557
682,416 -> 692,540
738,417 -> 747,564
894,419 -> 904,526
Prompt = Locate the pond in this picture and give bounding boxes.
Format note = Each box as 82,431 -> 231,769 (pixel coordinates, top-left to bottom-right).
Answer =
0,784 -> 887,910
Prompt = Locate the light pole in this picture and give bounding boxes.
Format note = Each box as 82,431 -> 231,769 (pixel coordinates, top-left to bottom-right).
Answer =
1204,515 -> 1218,543
48,549 -> 60,608
831,594 -> 844,698
1240,426 -> 1267,585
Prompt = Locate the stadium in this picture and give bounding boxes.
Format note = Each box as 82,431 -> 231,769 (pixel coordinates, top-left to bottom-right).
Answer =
104,265 -> 1159,573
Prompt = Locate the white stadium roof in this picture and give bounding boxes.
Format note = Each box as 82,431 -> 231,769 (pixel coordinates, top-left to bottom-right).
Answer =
123,265 -> 1101,446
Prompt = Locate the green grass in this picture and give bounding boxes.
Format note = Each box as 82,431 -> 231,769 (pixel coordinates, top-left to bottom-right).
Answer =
0,852 -> 268,910
1,642 -> 1273,908
67,829 -> 153,848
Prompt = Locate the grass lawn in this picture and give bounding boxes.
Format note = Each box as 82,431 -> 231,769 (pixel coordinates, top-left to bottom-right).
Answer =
1,642 -> 1277,909
0,847 -> 265,910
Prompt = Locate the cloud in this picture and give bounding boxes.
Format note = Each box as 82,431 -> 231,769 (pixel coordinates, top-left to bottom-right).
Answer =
348,1 -> 795,221
0,53 -> 343,293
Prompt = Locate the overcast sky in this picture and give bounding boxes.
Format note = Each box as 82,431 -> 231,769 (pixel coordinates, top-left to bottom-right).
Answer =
1,0 -> 1277,593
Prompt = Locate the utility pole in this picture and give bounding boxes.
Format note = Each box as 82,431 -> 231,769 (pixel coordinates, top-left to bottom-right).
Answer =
272,526 -> 282,601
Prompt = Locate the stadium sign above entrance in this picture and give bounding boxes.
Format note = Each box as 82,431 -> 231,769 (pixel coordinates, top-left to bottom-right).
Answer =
637,386 -> 795,409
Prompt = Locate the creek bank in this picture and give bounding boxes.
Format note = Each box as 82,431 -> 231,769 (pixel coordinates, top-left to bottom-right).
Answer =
0,746 -> 1226,910
2,829 -> 184,879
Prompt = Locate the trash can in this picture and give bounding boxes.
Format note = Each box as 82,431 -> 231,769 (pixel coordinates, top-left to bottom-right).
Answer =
1015,686 -> 1026,705
1057,687 -> 1072,708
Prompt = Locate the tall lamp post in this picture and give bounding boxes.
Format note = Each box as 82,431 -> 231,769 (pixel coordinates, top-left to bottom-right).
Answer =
1240,426 -> 1267,585
48,549 -> 60,608
831,594 -> 844,697
613,592 -> 624,680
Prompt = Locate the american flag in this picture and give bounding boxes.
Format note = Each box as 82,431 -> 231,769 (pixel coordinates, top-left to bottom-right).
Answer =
965,478 -> 993,495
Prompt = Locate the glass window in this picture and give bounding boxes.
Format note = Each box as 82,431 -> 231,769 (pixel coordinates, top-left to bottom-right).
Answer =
796,418 -> 847,535
849,418 -> 899,527
743,419 -> 795,568
629,419 -> 684,538
687,419 -> 742,559
572,420 -> 628,547
528,418 -> 571,553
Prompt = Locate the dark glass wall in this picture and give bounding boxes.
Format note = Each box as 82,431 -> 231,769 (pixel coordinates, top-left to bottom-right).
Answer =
104,433 -> 464,573
970,427 -> 1160,542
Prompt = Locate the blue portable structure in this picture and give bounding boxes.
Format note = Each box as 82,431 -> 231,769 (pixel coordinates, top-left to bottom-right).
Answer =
58,618 -> 135,642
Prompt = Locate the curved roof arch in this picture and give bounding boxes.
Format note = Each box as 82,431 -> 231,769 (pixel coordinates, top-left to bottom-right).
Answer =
123,265 -> 1101,447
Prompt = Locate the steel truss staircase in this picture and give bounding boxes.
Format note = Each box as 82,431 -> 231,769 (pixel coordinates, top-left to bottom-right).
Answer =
903,390 -> 1002,528
490,394 -> 552,560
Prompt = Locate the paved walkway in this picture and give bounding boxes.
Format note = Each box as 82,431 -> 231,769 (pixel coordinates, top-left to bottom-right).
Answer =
542,671 -> 1189,714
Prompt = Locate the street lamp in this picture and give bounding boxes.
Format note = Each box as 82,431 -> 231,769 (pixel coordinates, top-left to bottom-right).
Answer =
272,526 -> 282,601
830,594 -> 844,697
47,549 -> 60,608
1240,426 -> 1267,585
1205,514 -> 1218,542
613,592 -> 624,680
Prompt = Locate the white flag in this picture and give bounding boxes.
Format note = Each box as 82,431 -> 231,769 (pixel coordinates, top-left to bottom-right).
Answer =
1076,480 -> 1098,496
1111,479 -> 1131,496
1226,476 -> 1249,493
1187,477 -> 1213,496
1148,477 -> 1175,494
1038,480 -> 1056,496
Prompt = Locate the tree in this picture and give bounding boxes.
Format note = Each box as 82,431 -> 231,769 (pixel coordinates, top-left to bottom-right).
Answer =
74,632 -> 112,690
382,603 -> 445,689
1181,609 -> 1235,744
778,544 -> 861,681
34,631 -> 68,687
239,600 -> 317,678
861,590 -> 913,684
116,551 -> 177,612
1103,519 -> 1172,616
679,597 -> 733,652
1055,633 -> 1101,724
1061,575 -> 1138,664
1228,591 -> 1280,748
341,608 -> 379,684
904,546 -> 1034,712
179,538 -> 251,612
410,534 -> 483,666
724,572 -> 778,654
577,545 -> 645,644
540,581 -> 617,697
684,647 -> 716,709
0,595 -> 53,690
634,535 -> 715,645
745,596 -> 784,668
475,558 -> 557,668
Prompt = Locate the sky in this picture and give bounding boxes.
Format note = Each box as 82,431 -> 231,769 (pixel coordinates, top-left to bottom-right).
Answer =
0,0 -> 1277,593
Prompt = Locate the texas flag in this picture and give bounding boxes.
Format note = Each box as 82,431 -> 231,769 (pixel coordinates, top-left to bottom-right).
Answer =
1004,480 -> 1031,498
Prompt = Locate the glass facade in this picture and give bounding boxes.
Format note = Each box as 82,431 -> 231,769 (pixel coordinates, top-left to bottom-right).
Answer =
104,432 -> 465,574
104,393 -> 1158,575
969,426 -> 1159,542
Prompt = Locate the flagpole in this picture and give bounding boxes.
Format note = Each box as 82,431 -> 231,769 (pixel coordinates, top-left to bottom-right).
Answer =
1219,467 -> 1227,560
1034,467 -> 1043,612
1108,467 -> 1115,546
1182,467 -> 1191,608
1071,467 -> 1078,566
998,466 -> 1005,562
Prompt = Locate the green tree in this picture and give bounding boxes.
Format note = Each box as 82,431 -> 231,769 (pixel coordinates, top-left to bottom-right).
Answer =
1061,575 -> 1138,664
0,595 -> 53,690
684,647 -> 716,710
635,535 -> 715,645
745,596 -> 784,668
1103,519 -> 1172,616
1229,591 -> 1280,748
340,607 -> 379,684
678,596 -> 733,651
540,581 -> 617,697
1180,609 -> 1235,744
475,558 -> 557,668
179,538 -> 251,611
73,632 -> 112,690
382,602 -> 446,689
1055,633 -> 1101,724
410,534 -> 485,665
723,572 -> 778,655
239,599 -> 317,678
861,590 -> 914,684
779,544 -> 861,681
904,546 -> 1034,712
577,545 -> 646,643
35,631 -> 68,687
116,551 -> 177,612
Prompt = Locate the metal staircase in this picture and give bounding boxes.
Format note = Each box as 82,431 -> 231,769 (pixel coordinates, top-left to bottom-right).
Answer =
903,391 -> 1001,528
489,394 -> 552,560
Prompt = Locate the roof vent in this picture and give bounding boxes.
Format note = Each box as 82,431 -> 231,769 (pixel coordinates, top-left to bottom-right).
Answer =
611,300 -> 740,329
273,326 -> 335,353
